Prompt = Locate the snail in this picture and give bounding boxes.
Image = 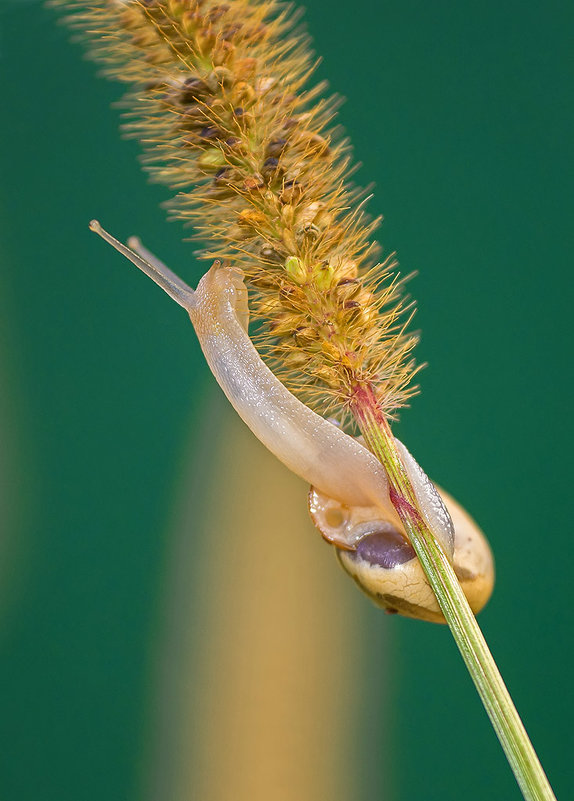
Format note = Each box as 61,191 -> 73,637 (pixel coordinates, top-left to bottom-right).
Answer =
90,221 -> 494,623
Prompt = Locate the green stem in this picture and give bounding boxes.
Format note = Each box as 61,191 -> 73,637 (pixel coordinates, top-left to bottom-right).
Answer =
352,393 -> 556,801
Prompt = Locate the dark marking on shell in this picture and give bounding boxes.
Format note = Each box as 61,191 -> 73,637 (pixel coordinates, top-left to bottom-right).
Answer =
350,528 -> 416,569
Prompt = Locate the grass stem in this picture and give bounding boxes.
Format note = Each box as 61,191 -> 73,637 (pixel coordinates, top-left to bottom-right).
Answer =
353,394 -> 556,801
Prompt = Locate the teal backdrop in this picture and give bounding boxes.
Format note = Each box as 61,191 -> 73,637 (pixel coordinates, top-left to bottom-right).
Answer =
0,0 -> 572,799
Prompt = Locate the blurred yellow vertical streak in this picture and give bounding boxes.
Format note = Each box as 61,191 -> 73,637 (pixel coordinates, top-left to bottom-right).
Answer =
144,396 -> 378,801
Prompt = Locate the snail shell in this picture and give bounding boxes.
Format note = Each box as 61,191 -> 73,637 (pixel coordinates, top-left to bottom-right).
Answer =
309,482 -> 494,623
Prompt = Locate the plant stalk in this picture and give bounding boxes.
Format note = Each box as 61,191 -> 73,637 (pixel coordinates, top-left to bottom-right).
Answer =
351,387 -> 556,801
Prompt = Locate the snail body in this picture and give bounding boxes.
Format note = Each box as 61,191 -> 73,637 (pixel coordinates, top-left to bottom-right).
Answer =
90,221 -> 494,623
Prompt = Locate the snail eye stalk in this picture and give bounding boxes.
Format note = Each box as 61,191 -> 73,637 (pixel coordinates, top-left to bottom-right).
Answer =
89,220 -> 196,310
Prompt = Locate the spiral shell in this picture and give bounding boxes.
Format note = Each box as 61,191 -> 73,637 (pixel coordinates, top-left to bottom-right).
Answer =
309,483 -> 494,623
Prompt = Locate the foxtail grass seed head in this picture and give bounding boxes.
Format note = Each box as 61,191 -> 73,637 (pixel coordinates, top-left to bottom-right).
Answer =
53,0 -> 420,427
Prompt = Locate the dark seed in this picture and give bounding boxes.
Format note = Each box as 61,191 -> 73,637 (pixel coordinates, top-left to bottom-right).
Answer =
266,138 -> 287,157
213,167 -> 231,186
243,174 -> 265,191
200,126 -> 219,140
261,157 -> 281,182
205,4 -> 231,23
222,24 -> 241,40
179,78 -> 208,104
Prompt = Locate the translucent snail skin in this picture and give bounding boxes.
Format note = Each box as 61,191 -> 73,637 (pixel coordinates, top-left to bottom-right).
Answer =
90,222 -> 494,623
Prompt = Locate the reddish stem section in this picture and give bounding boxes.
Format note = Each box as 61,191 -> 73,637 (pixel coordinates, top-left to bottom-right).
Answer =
350,381 -> 421,528
349,382 -> 384,425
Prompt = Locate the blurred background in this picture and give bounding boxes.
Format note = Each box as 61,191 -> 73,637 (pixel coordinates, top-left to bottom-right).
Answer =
0,0 -> 573,799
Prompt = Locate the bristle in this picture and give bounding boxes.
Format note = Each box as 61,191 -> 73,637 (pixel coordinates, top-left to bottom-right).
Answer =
53,0 -> 420,424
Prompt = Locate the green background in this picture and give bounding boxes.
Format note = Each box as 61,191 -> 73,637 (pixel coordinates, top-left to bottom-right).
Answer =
0,0 -> 572,798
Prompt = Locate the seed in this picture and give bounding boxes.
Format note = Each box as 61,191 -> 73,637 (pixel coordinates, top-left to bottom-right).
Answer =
321,341 -> 341,361
179,77 -> 208,104
315,366 -> 340,387
224,136 -> 242,151
235,81 -> 256,104
336,278 -> 361,300
235,58 -> 258,80
301,223 -> 320,241
281,204 -> 295,226
269,311 -> 301,336
181,10 -> 199,35
258,296 -> 283,316
265,138 -> 287,158
284,255 -> 307,284
237,208 -> 266,228
293,326 -> 317,345
243,174 -> 265,192
198,147 -> 227,170
314,263 -> 335,290
296,132 -> 330,157
259,245 -> 283,263
256,76 -> 277,93
280,179 -> 302,204
282,229 -> 297,251
284,351 -> 309,369
205,4 -> 231,24
222,23 -> 241,39
199,126 -> 220,140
